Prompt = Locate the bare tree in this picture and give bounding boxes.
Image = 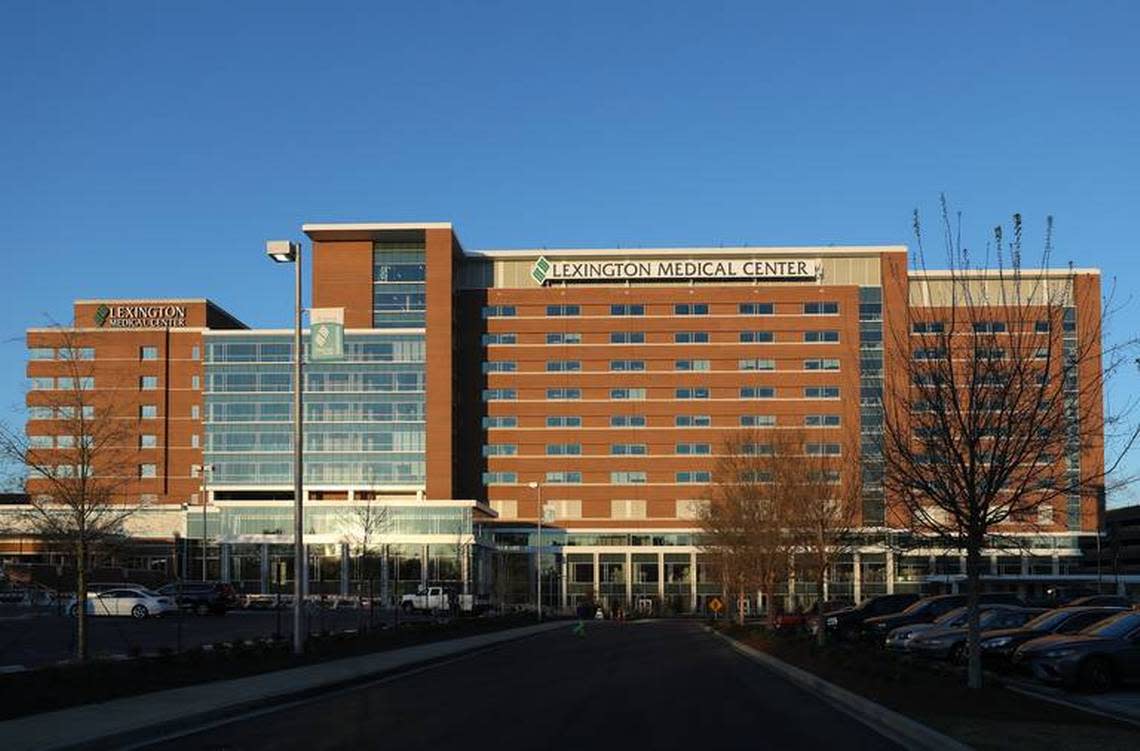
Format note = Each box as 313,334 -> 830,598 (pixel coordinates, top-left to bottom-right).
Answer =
879,201 -> 1140,689
338,496 -> 391,623
0,328 -> 146,660
699,430 -> 798,627
783,431 -> 861,645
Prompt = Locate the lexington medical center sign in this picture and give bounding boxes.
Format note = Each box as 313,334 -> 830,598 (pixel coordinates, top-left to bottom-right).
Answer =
531,256 -> 821,284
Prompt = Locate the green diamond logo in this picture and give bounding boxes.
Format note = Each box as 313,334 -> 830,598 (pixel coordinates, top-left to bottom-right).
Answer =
94,305 -> 110,327
531,256 -> 551,284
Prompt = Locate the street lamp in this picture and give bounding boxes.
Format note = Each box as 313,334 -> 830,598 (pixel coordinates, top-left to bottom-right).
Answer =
267,240 -> 305,656
191,464 -> 214,580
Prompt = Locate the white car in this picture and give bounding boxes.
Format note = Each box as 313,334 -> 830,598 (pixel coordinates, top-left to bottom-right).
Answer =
69,587 -> 178,619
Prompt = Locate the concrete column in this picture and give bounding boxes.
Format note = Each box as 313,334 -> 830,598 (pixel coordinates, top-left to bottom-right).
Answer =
461,545 -> 471,596
822,566 -> 829,602
339,543 -> 350,596
657,551 -> 665,606
624,550 -> 632,606
420,544 -> 429,588
885,547 -> 895,594
1051,555 -> 1060,576
559,554 -> 568,611
220,543 -> 231,584
592,552 -> 600,605
852,551 -> 862,604
259,543 -> 270,594
380,547 -> 389,603
689,551 -> 698,612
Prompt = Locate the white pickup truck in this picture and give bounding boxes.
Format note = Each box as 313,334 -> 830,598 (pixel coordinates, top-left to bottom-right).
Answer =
400,586 -> 475,613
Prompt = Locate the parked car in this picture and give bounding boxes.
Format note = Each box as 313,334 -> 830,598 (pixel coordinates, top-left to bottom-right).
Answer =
822,594 -> 921,639
156,581 -> 238,615
906,606 -> 1042,662
980,606 -> 1127,667
885,605 -> 994,652
1066,595 -> 1134,609
400,586 -> 477,613
1013,610 -> 1140,692
775,600 -> 852,631
862,592 -> 1024,644
69,587 -> 177,619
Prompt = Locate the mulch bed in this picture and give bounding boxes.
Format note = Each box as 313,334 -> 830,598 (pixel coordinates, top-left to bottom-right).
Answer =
722,624 -> 1140,750
0,614 -> 540,720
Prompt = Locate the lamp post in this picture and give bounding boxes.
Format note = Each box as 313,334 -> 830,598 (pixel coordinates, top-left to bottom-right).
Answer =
267,240 -> 305,656
191,464 -> 214,580
528,480 -> 544,621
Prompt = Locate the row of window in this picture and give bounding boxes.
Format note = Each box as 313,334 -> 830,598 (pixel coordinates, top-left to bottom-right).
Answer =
484,386 -> 842,401
912,320 -> 1058,334
483,358 -> 841,372
485,331 -> 841,345
482,441 -> 842,456
483,302 -> 841,318
29,376 -> 95,391
27,433 -> 200,450
483,413 -> 838,429
484,470 -> 711,485
27,346 -> 206,361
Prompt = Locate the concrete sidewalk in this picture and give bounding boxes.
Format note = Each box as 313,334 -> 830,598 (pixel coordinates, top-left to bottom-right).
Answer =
0,620 -> 568,751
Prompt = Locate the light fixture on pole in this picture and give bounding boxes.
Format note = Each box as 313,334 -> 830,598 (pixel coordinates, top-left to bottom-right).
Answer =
267,240 -> 305,656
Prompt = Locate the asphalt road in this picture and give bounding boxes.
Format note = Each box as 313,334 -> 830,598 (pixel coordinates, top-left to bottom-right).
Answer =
0,607 -> 429,669
143,620 -> 902,751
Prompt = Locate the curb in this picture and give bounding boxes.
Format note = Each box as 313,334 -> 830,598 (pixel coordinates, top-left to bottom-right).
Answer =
1004,683 -> 1140,730
0,620 -> 568,751
708,628 -> 972,751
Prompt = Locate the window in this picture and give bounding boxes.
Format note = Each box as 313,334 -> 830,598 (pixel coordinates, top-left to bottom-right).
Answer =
28,435 -> 53,448
139,464 -> 157,478
740,386 -> 775,399
547,500 -> 582,520
742,442 -> 773,456
610,331 -> 645,344
546,332 -> 582,345
546,415 -> 582,427
1034,347 -> 1050,360
546,443 -> 581,456
191,345 -> 201,360
140,346 -> 158,360
140,376 -> 158,390
674,303 -> 708,315
975,347 -> 1006,359
610,360 -> 645,372
675,359 -> 710,371
482,361 -> 517,373
804,301 -> 839,315
973,321 -> 1007,333
676,499 -> 707,520
610,415 -> 646,427
483,471 -> 517,485
28,407 -> 54,420
191,435 -> 199,448
676,470 -> 711,484
740,415 -> 776,427
803,358 -> 840,371
611,471 -> 647,484
547,360 -> 581,372
69,348 -> 95,360
140,405 -> 158,419
547,304 -> 580,316
611,500 -> 647,519
806,443 -> 842,456
611,388 -> 646,400
191,375 -> 200,390
29,377 -> 54,390
546,388 -> 581,400
490,500 -> 518,519
810,470 -> 841,483
676,443 -> 711,455
611,304 -> 644,316
740,358 -> 776,371
483,389 -> 517,400
676,414 -> 711,427
483,333 -> 517,345
191,405 -> 200,419
674,331 -> 709,343
56,377 -> 74,390
28,347 -> 55,360
804,331 -> 839,343
739,331 -> 774,343
611,443 -> 648,455
140,435 -> 157,448
675,387 -> 709,399
482,305 -> 516,317
805,414 -> 841,427
804,386 -> 840,399
545,471 -> 582,484
913,348 -> 946,360
739,303 -> 774,315
912,321 -> 945,334
1035,320 -> 1051,333
483,444 -> 517,456
483,416 -> 518,428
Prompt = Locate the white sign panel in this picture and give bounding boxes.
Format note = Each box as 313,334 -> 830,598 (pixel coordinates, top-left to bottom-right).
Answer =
531,256 -> 820,284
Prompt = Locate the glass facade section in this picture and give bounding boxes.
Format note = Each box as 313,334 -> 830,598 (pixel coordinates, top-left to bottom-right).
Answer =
858,287 -> 885,525
373,241 -> 426,328
205,333 -> 426,486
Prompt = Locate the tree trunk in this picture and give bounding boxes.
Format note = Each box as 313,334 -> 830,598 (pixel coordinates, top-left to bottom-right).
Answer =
965,538 -> 984,689
75,539 -> 88,662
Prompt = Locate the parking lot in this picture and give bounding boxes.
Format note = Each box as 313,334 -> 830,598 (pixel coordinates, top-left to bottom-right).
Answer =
0,602 -> 432,670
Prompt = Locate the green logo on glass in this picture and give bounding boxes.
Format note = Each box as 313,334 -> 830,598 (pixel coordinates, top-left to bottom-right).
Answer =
531,256 -> 551,284
310,322 -> 344,362
94,305 -> 111,327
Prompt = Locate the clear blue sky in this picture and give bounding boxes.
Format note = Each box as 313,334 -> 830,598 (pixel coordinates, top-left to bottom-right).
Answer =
2,1 -> 1138,503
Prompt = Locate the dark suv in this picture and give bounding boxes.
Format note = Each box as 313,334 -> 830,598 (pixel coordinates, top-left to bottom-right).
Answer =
823,594 -> 921,639
862,592 -> 1024,644
157,581 -> 238,615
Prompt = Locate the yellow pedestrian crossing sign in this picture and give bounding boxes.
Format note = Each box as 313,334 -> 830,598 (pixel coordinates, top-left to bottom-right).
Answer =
708,597 -> 724,614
